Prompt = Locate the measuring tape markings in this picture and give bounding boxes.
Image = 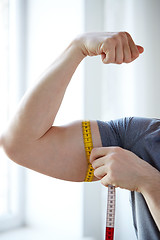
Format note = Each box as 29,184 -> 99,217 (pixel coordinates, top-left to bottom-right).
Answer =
82,121 -> 116,240
106,185 -> 116,240
82,121 -> 94,182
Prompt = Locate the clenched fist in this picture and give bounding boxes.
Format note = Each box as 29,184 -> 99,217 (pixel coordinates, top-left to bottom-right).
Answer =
75,32 -> 144,64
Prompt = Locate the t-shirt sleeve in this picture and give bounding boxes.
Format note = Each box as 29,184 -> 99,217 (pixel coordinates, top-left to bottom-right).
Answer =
97,117 -> 160,171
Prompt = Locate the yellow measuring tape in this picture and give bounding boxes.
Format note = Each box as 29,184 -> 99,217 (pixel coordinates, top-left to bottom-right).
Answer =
82,121 -> 94,182
82,121 -> 115,240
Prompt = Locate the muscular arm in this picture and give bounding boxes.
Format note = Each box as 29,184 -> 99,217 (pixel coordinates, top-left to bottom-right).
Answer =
0,32 -> 143,181
1,41 -> 102,181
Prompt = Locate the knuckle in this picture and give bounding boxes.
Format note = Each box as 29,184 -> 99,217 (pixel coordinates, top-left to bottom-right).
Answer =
113,35 -> 122,47
123,31 -> 131,38
115,146 -> 122,152
110,146 -> 123,157
108,153 -> 115,162
117,31 -> 127,40
105,37 -> 113,45
105,37 -> 116,49
112,146 -> 121,153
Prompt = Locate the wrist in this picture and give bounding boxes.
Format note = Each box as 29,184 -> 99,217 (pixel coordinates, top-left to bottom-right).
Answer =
71,35 -> 88,58
55,37 -> 86,69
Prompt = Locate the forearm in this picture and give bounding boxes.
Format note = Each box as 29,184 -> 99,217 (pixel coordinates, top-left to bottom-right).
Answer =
140,168 -> 160,230
5,40 -> 85,141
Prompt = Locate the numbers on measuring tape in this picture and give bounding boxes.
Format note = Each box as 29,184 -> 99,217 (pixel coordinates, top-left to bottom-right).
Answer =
106,185 -> 116,240
82,121 -> 94,182
82,121 -> 116,240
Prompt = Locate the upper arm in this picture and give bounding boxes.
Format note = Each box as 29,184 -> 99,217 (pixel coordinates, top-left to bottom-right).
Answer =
3,120 -> 102,182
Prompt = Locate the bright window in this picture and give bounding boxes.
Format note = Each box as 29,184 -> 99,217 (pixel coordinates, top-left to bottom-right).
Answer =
0,0 -> 10,219
0,0 -> 25,231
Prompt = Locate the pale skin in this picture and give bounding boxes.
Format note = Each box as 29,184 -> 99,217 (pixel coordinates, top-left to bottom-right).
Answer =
0,32 -> 159,230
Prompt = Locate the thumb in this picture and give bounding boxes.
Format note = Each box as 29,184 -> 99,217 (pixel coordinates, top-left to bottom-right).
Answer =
136,45 -> 144,54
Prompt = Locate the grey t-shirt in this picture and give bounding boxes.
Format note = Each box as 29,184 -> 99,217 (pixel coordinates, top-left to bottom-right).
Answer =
97,117 -> 160,240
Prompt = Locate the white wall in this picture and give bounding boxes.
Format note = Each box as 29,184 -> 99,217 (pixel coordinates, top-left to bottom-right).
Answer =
103,0 -> 160,119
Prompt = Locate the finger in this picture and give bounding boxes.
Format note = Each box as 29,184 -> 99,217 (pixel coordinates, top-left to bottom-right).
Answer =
136,45 -> 144,54
115,41 -> 124,64
90,147 -> 118,164
125,32 -> 140,61
90,147 -> 107,163
101,39 -> 116,64
94,166 -> 107,179
104,49 -> 116,64
123,37 -> 132,63
91,155 -> 107,169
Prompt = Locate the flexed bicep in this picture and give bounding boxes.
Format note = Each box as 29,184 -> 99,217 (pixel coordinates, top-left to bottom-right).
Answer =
4,120 -> 102,182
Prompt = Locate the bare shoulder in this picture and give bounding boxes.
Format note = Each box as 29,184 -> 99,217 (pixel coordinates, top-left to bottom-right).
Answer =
2,120 -> 102,182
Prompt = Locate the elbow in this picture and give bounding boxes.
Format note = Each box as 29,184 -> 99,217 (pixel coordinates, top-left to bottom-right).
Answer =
0,132 -> 23,165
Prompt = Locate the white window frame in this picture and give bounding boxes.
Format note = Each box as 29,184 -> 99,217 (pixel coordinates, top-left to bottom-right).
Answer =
0,0 -> 27,231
